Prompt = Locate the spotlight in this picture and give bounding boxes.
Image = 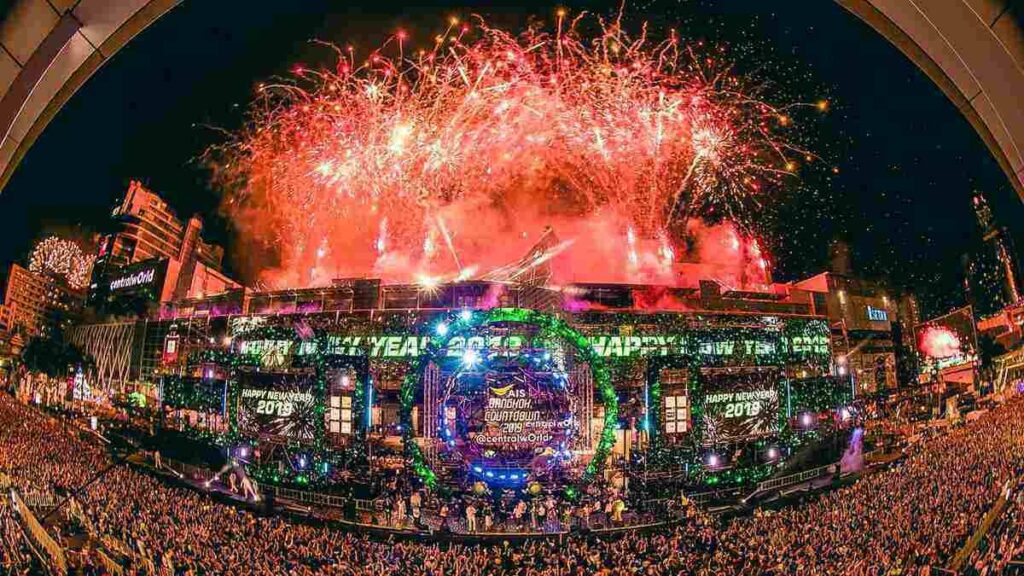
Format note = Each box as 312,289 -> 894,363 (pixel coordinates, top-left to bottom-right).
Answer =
459,309 -> 473,321
462,349 -> 479,367
706,453 -> 720,468
766,446 -> 780,461
800,412 -> 816,428
436,322 -> 449,336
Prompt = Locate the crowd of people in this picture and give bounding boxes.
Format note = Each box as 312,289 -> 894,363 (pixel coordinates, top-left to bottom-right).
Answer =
0,390 -> 1022,575
966,475 -> 1024,575
0,496 -> 39,575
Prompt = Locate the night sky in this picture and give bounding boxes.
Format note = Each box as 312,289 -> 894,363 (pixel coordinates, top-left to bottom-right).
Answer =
1,0 -> 1020,319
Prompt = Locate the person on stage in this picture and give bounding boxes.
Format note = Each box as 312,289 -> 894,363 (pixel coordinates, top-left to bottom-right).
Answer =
466,502 -> 477,532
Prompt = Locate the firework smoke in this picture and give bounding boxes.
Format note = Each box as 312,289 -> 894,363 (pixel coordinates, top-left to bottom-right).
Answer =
210,11 -> 809,289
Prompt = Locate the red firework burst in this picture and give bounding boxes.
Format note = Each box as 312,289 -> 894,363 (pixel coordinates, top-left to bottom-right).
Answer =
209,10 -> 812,289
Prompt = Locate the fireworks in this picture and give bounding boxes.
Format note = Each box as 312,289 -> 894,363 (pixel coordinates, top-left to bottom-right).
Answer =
917,325 -> 961,359
29,236 -> 94,289
211,10 -> 812,289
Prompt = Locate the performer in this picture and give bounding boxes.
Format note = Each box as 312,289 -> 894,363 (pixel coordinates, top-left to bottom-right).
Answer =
465,502 -> 477,532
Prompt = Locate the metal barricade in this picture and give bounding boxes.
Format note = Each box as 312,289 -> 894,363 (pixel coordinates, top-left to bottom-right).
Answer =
755,464 -> 835,493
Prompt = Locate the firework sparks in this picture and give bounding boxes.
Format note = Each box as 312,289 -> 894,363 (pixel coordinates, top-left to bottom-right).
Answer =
210,11 -> 810,289
29,236 -> 94,290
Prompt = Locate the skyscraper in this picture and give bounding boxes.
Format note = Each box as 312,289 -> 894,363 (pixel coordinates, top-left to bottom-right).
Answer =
97,180 -> 225,270
971,191 -> 1021,307
2,263 -> 84,336
88,180 -> 240,314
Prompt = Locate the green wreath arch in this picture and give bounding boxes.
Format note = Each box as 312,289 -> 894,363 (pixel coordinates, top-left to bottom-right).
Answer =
399,308 -> 618,495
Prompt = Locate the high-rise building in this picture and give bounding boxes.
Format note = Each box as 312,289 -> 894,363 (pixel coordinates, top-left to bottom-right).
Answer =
970,191 -> 1021,309
0,304 -> 16,378
89,180 -> 240,314
97,180 -> 225,270
2,263 -> 84,336
0,303 -> 14,333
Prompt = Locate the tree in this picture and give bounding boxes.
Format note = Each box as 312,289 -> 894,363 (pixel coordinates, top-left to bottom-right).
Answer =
20,331 -> 93,378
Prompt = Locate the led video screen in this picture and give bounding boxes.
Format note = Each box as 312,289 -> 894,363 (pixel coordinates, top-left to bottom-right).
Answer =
236,372 -> 318,443
702,370 -> 781,445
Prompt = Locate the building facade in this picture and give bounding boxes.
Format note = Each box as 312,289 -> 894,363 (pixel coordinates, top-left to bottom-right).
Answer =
99,180 -> 224,270
89,180 -> 240,314
0,303 -> 13,333
966,191 -> 1022,315
793,272 -> 918,394
3,263 -> 84,337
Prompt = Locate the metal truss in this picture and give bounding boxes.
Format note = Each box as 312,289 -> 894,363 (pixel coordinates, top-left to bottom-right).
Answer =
66,322 -> 138,391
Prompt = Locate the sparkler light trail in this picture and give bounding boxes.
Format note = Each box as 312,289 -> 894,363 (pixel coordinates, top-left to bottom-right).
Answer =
210,10 -> 813,289
29,236 -> 94,290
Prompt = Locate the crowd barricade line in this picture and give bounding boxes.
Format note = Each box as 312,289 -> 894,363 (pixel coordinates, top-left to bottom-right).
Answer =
9,490 -> 67,575
755,463 -> 835,493
96,548 -> 125,575
99,533 -> 133,560
67,497 -> 97,539
22,491 -> 60,511
950,493 -> 1010,571
154,454 -> 687,537
1,496 -> 39,572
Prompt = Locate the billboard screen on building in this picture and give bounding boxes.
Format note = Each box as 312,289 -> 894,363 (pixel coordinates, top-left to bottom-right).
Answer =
844,295 -> 892,332
92,258 -> 171,315
915,306 -> 979,374
107,259 -> 167,293
701,370 -> 781,445
236,372 -> 319,443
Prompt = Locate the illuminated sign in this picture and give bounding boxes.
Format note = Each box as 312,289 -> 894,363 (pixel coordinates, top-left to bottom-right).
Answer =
237,332 -> 829,363
702,372 -> 782,444
109,268 -> 156,291
241,388 -> 314,418
475,382 -> 572,447
238,339 -> 294,368
867,306 -> 888,322
237,373 -> 318,442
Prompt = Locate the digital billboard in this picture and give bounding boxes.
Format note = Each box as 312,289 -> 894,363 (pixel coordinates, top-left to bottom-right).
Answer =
915,306 -> 979,375
439,363 -> 577,475
92,258 -> 171,315
701,370 -> 782,445
236,373 -> 319,443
